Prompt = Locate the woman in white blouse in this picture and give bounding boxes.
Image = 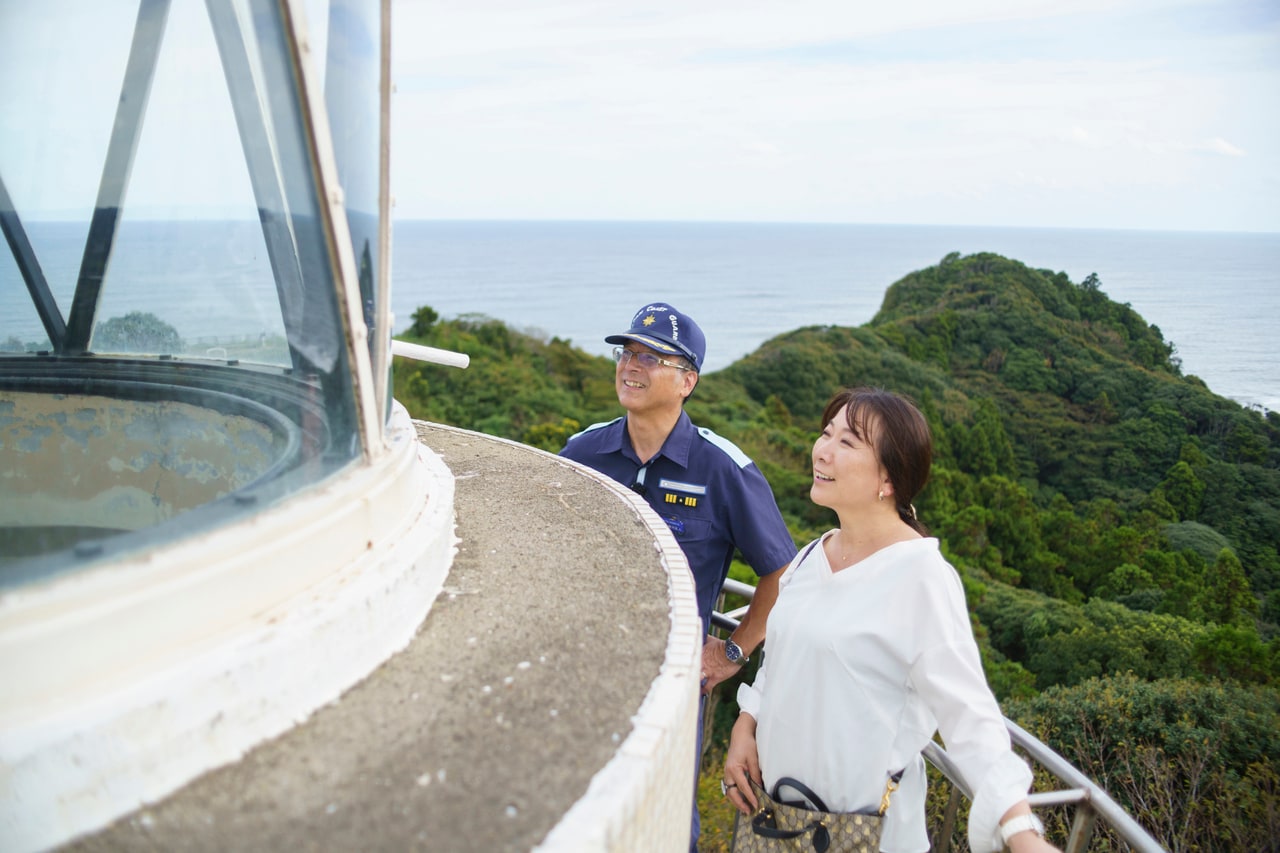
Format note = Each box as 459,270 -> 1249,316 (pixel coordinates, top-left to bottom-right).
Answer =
723,387 -> 1059,853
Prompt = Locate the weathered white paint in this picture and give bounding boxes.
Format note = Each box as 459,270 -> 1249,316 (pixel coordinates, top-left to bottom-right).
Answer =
0,401 -> 457,852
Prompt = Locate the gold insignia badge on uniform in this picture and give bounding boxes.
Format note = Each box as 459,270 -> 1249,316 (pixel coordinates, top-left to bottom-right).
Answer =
642,314 -> 656,327
659,478 -> 705,508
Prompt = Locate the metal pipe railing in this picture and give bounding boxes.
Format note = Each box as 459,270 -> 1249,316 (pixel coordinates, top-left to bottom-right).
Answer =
390,339 -> 470,369
712,581 -> 1168,853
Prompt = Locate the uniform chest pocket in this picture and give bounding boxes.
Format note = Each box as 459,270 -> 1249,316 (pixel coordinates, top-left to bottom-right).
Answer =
661,511 -> 712,542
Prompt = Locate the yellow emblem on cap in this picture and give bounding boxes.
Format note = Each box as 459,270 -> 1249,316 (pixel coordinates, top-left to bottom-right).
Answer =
642,314 -> 656,327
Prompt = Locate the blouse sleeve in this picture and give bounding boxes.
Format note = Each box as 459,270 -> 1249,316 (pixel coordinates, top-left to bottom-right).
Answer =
911,640 -> 1032,852
735,631 -> 769,719
908,564 -> 1032,853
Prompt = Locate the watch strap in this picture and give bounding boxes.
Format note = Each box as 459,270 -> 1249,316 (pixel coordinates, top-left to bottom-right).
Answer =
999,813 -> 1044,845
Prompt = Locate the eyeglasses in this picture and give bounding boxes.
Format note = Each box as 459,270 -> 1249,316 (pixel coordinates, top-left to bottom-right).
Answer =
613,346 -> 691,371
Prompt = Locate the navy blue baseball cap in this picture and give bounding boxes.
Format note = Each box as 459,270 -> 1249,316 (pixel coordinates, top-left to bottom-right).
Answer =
606,303 -> 706,372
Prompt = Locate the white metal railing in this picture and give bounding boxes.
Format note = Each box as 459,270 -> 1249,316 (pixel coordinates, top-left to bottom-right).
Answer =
390,339 -> 470,369
712,578 -> 1168,853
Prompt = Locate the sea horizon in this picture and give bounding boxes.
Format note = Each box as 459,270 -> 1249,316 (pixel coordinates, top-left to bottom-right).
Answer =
5,217 -> 1275,412
390,219 -> 1280,412
396,216 -> 1280,236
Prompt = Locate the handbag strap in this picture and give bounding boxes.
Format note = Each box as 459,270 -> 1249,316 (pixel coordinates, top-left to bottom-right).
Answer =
776,537 -> 824,593
769,776 -> 831,813
769,768 -> 906,817
751,810 -> 831,852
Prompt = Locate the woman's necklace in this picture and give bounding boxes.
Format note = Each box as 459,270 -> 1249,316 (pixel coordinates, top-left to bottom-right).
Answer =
834,525 -> 909,568
833,530 -> 863,568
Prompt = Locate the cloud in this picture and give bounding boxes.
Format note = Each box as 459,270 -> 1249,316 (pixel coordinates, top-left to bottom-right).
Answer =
1198,137 -> 1247,157
389,0 -> 1280,230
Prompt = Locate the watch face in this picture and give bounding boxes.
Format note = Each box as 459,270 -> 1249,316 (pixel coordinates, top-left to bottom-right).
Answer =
725,639 -> 742,662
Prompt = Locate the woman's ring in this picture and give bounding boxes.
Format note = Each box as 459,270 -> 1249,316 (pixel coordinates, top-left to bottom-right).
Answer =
720,780 -> 737,796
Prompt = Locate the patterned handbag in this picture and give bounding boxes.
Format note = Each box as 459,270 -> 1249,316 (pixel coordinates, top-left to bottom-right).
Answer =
730,773 -> 902,853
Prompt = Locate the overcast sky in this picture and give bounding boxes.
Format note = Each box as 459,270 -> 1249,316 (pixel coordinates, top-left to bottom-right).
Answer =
389,0 -> 1280,232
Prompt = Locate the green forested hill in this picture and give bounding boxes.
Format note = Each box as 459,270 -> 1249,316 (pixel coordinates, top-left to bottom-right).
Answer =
394,252 -> 1280,850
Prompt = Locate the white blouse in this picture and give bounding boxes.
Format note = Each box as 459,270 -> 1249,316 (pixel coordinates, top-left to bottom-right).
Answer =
737,533 -> 1032,853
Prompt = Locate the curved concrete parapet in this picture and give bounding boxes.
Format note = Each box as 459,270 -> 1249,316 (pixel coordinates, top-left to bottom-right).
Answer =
0,403 -> 457,853
502,433 -> 703,853
44,422 -> 702,852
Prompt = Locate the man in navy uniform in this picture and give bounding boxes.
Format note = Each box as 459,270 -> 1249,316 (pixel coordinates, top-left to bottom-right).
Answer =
559,302 -> 796,851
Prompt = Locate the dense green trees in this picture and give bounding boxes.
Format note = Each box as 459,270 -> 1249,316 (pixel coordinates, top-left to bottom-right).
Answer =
394,251 -> 1279,851
1008,674 -> 1280,852
393,312 -> 618,449
93,311 -> 183,354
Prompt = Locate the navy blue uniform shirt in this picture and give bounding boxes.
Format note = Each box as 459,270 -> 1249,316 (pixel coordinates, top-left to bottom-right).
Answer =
560,410 -> 797,630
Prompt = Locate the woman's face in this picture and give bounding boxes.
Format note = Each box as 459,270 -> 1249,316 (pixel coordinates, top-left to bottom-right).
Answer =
810,404 -> 886,512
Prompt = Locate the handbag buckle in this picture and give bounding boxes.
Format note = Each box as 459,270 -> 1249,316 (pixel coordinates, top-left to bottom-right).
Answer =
878,777 -> 899,815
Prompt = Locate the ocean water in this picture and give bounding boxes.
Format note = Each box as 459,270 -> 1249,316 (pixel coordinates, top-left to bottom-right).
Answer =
391,221 -> 1280,413
4,220 -> 1276,412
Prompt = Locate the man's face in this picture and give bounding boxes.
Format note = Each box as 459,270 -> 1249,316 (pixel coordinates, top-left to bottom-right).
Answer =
615,344 -> 697,413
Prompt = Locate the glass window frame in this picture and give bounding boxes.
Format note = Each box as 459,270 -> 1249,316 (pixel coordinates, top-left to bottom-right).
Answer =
0,0 -> 393,582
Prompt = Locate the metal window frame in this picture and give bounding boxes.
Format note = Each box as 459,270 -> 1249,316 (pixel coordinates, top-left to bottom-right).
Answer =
275,0 -> 381,458
0,0 -> 390,456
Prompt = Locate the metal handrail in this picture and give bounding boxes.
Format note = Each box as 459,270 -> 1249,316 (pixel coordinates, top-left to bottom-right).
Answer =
712,579 -> 1168,853
391,339 -> 471,369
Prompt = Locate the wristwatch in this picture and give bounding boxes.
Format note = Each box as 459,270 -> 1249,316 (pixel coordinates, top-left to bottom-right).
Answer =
999,813 -> 1044,846
724,637 -> 748,665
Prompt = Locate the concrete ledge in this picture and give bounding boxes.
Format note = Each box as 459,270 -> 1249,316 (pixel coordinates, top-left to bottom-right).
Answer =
530,443 -> 701,852
56,422 -> 701,852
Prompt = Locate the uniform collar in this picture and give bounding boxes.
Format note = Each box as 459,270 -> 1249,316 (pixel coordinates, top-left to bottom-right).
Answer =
620,409 -> 696,468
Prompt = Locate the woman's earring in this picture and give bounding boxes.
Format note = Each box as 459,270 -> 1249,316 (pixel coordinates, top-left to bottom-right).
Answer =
878,489 -> 885,502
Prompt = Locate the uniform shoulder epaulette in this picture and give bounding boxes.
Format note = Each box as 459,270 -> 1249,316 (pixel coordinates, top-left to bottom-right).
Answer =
695,427 -> 752,468
566,416 -> 623,443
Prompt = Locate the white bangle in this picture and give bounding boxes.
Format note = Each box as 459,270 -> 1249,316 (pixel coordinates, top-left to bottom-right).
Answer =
999,813 -> 1044,845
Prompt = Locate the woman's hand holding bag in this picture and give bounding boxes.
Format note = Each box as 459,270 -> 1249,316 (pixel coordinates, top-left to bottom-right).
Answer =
724,712 -> 762,815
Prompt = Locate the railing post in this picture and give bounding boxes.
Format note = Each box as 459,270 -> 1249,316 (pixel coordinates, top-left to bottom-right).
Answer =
933,785 -> 961,853
1064,801 -> 1099,853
